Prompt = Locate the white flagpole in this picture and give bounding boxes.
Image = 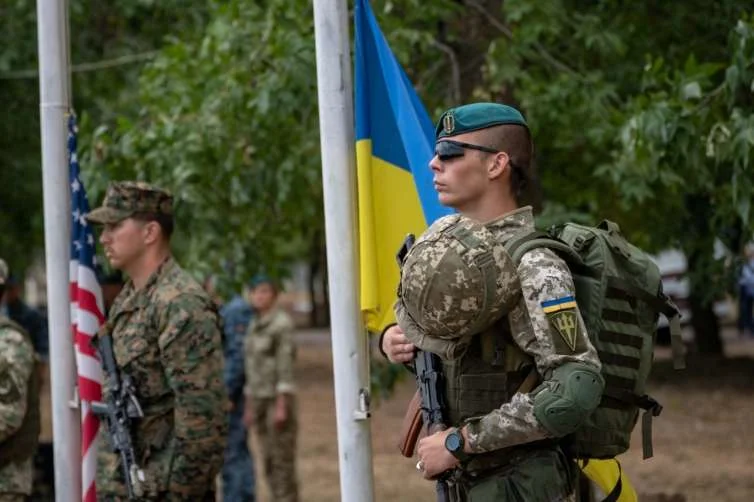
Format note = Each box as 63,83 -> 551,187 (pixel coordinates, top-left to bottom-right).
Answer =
36,0 -> 81,500
312,0 -> 376,500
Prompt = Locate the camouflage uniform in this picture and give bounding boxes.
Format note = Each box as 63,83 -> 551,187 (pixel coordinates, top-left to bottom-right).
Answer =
87,182 -> 228,501
244,307 -> 298,502
0,260 -> 37,502
394,103 -> 603,502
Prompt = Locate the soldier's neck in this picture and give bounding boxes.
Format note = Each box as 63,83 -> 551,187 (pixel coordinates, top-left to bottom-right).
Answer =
460,192 -> 519,224
128,247 -> 172,290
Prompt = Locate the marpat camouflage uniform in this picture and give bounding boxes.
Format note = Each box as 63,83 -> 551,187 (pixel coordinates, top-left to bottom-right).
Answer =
0,323 -> 34,502
95,258 -> 228,501
244,308 -> 298,502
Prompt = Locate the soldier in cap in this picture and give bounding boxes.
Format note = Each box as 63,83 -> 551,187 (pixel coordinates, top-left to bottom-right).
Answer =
0,258 -> 41,502
381,103 -> 603,501
86,181 -> 228,501
242,275 -> 299,502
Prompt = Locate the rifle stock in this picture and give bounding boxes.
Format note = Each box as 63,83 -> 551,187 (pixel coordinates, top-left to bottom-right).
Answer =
398,390 -> 424,457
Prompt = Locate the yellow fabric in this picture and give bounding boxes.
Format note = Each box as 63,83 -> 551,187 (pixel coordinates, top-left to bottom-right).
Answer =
578,458 -> 638,502
357,139 -> 427,332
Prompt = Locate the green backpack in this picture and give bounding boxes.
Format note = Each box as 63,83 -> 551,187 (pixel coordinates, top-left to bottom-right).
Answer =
505,220 -> 685,460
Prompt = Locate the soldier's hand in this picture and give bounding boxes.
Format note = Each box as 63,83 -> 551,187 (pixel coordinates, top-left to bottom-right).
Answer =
382,324 -> 416,364
273,394 -> 288,431
243,404 -> 254,429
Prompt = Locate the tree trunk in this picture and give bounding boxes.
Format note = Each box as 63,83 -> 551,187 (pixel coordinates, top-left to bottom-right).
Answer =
684,195 -> 724,355
688,290 -> 723,354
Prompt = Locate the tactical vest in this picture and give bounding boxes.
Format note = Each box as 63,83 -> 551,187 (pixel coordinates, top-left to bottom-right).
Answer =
443,318 -> 555,474
0,317 -> 41,468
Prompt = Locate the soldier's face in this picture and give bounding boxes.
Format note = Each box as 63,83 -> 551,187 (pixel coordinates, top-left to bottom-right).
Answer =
99,218 -> 147,271
429,133 -> 493,210
250,283 -> 277,312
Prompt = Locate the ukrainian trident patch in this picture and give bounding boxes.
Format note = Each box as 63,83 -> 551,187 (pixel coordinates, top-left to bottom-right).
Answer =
541,296 -> 579,352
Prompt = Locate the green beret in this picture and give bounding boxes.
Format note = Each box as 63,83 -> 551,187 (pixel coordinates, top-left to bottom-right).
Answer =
435,102 -> 528,139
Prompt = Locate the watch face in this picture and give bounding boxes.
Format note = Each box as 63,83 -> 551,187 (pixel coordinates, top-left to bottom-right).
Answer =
445,432 -> 461,452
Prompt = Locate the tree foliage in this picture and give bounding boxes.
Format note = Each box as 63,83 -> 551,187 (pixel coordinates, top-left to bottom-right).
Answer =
2,1 -> 753,352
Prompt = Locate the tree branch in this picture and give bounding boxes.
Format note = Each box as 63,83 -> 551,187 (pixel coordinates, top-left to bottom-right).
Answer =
430,39 -> 462,103
464,0 -> 582,77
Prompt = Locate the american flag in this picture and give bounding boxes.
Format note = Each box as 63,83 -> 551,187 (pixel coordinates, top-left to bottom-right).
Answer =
69,114 -> 104,502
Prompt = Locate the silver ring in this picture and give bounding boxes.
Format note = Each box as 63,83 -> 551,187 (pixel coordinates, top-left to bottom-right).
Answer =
416,460 -> 424,471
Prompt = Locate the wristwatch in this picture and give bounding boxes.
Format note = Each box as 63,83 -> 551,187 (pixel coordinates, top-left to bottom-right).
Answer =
444,428 -> 470,462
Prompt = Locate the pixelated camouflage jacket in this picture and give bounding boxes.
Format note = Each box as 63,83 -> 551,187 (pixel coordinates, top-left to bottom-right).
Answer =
461,207 -> 601,453
95,257 -> 228,499
244,308 -> 296,399
0,321 -> 35,496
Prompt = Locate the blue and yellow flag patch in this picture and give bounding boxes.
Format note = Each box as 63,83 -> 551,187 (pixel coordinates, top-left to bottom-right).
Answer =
542,295 -> 580,353
541,295 -> 577,314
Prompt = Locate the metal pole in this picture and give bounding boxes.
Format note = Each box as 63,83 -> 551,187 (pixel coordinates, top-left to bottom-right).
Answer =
312,0 -> 376,500
36,0 -> 81,500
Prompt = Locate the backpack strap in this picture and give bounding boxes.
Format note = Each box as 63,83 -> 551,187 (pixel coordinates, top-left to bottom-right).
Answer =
505,230 -> 595,278
605,277 -> 685,371
601,387 -> 663,459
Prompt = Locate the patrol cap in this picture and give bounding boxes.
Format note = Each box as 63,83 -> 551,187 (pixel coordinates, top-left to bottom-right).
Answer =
86,181 -> 173,224
435,102 -> 528,139
0,259 -> 7,286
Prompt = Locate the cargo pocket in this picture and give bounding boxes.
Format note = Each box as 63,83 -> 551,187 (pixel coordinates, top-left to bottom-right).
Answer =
458,374 -> 508,419
468,449 -> 575,502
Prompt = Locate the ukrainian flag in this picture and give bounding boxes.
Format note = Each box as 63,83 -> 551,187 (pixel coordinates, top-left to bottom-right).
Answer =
354,0 -> 452,333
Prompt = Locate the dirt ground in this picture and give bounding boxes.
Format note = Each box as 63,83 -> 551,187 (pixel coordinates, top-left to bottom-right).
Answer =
269,330 -> 754,502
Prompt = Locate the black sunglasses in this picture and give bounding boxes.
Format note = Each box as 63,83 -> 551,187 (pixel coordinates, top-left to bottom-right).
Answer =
434,140 -> 500,161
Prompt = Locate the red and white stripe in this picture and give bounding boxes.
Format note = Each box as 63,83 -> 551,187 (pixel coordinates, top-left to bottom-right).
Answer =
70,260 -> 104,502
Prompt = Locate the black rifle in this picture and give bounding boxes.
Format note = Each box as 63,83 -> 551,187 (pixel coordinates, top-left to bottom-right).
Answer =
91,333 -> 145,500
397,234 -> 451,502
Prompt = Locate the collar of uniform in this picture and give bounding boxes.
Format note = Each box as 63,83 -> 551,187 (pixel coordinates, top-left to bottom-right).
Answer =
110,256 -> 176,315
484,206 -> 534,230
254,307 -> 281,329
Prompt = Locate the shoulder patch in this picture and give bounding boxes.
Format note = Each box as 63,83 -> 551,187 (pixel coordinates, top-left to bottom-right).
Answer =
542,296 -> 580,353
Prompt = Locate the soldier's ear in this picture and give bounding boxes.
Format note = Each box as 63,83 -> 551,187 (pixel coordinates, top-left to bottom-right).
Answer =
488,151 -> 509,180
142,220 -> 162,245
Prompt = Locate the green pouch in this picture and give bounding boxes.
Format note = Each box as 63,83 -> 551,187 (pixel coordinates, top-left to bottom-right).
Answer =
467,448 -> 576,502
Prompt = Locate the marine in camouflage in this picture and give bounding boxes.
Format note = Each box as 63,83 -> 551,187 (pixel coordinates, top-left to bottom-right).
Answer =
460,206 -> 600,453
396,214 -> 520,360
244,307 -> 298,502
0,324 -> 34,499
95,257 -> 228,501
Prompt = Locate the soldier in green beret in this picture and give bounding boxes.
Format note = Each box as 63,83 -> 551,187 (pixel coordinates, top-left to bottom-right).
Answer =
86,181 -> 228,501
381,103 -> 604,501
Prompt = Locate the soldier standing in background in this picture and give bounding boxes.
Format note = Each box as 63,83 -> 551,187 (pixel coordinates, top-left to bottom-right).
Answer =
219,284 -> 256,502
0,258 -> 40,502
243,276 -> 298,502
86,181 -> 228,501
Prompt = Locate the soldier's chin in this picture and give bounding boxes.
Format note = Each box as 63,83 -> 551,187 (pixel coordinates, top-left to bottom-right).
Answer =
437,192 -> 457,207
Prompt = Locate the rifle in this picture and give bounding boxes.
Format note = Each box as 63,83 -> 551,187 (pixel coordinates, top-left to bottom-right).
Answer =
91,333 -> 146,500
396,234 -> 451,502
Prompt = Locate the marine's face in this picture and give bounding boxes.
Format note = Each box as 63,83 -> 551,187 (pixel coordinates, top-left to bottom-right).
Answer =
429,131 -> 495,210
99,218 -> 147,271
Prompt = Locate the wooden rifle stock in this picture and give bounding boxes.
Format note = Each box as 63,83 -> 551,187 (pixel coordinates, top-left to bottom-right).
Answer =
398,389 -> 424,457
